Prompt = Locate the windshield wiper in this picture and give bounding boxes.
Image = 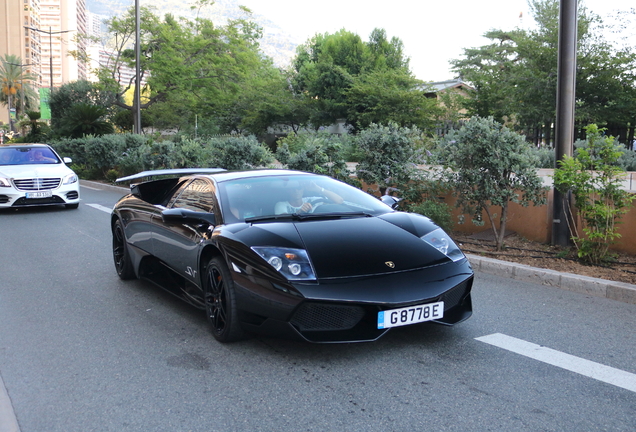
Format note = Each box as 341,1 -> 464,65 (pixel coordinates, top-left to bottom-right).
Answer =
245,212 -> 373,223
244,214 -> 303,223
295,211 -> 374,220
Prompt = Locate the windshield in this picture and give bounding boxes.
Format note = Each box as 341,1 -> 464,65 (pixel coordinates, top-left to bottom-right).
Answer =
0,147 -> 61,166
218,174 -> 393,223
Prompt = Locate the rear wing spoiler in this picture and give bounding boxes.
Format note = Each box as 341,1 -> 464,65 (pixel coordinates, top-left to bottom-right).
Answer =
115,168 -> 225,183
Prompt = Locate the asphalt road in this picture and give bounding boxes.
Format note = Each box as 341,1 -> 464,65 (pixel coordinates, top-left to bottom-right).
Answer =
0,183 -> 634,432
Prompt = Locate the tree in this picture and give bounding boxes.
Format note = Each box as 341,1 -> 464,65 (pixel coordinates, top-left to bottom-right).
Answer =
345,69 -> 440,131
57,103 -> 115,138
451,0 -> 636,146
1,55 -> 38,129
290,28 -> 426,130
18,111 -> 51,143
441,116 -> 547,250
49,80 -> 118,132
96,4 -> 266,133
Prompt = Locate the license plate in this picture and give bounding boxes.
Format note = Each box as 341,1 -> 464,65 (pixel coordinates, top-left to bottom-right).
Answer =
26,191 -> 52,199
377,301 -> 444,329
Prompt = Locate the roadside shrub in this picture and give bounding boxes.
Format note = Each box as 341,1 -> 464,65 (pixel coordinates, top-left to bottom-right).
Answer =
554,124 -> 635,264
204,135 -> 273,170
529,146 -> 555,168
84,134 -> 123,176
410,200 -> 454,233
171,137 -> 206,168
276,132 -> 353,184
355,122 -> 425,195
105,169 -> 119,183
440,116 -> 547,251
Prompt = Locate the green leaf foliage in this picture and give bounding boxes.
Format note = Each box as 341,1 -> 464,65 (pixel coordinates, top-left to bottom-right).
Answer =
441,116 -> 547,250
451,0 -> 636,146
553,124 -> 635,263
204,135 -> 274,170
275,132 -> 353,184
354,122 -> 425,195
57,103 -> 115,138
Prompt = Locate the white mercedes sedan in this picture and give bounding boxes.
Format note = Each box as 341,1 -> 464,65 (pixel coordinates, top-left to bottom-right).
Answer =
0,144 -> 80,209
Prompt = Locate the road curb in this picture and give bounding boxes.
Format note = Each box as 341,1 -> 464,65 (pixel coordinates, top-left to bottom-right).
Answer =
467,254 -> 636,305
80,179 -> 129,193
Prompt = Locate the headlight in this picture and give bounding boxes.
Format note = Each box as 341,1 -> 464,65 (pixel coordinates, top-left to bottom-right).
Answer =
62,173 -> 78,185
252,247 -> 316,281
0,178 -> 10,188
421,228 -> 465,262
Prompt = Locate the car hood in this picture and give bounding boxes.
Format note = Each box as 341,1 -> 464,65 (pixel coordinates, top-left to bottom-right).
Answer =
0,164 -> 73,179
235,212 -> 458,279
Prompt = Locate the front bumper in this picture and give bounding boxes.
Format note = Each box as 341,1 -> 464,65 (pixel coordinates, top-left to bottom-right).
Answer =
233,259 -> 474,343
0,184 -> 80,208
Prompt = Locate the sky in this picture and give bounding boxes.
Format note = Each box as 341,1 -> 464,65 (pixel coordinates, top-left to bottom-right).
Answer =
238,0 -> 635,82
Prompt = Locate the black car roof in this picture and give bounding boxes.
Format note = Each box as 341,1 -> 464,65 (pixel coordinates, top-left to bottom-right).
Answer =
204,169 -> 315,183
117,168 -> 315,184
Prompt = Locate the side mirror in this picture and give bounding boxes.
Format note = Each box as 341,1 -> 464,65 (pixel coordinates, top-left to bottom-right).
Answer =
63,157 -> 72,164
380,195 -> 401,210
161,208 -> 216,226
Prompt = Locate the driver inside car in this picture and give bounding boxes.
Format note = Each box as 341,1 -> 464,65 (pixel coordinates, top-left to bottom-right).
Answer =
274,181 -> 343,214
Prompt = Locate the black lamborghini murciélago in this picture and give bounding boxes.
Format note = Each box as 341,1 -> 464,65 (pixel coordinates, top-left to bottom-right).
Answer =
111,169 -> 473,343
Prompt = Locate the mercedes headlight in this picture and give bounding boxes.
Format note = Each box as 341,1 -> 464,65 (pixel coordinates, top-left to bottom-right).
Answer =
0,178 -> 10,188
62,173 -> 78,185
252,247 -> 316,281
421,229 -> 465,262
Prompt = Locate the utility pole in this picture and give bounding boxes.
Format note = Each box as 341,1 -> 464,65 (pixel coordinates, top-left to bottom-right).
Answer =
24,26 -> 75,91
552,0 -> 578,246
134,0 -> 142,134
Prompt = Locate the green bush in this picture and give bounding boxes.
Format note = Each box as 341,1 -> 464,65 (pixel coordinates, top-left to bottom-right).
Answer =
275,132 -> 353,184
554,124 -> 635,264
355,122 -> 426,195
410,200 -> 454,233
204,135 -> 273,170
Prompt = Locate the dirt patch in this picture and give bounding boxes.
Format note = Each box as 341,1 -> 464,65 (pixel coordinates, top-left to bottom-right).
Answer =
451,231 -> 636,285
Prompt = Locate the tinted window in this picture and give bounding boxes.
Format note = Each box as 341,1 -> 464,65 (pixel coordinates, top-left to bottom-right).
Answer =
218,174 -> 392,222
171,178 -> 216,212
0,147 -> 60,165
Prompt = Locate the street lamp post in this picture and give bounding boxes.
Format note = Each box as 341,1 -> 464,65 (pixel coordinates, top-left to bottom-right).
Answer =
24,26 -> 74,91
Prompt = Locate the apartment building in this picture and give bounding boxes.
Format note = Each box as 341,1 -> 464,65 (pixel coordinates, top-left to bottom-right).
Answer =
1,0 -> 87,124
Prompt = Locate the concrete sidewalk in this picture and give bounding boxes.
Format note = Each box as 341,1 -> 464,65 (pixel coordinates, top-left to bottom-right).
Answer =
468,254 -> 636,305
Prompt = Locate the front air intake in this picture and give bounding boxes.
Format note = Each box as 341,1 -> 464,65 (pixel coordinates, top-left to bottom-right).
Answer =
290,303 -> 366,331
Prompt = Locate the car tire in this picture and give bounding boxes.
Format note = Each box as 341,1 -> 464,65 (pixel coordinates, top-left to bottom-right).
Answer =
204,257 -> 245,343
112,219 -> 136,280
65,203 -> 79,209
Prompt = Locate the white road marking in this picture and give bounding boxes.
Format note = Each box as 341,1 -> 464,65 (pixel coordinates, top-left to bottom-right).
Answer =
476,333 -> 636,393
80,185 -> 101,190
0,374 -> 19,432
86,203 -> 112,213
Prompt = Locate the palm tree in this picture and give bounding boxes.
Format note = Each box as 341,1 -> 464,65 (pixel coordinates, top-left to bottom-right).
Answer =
1,54 -> 38,129
58,103 -> 115,138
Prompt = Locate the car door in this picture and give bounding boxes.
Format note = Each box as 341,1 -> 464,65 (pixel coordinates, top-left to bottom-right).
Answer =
151,177 -> 218,283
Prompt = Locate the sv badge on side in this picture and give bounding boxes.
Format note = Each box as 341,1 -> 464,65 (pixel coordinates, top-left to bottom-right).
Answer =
186,266 -> 197,278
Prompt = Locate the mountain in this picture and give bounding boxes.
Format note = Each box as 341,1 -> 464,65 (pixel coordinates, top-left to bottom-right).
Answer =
85,0 -> 300,68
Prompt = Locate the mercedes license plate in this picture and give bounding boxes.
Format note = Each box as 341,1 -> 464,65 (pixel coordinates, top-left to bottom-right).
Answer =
26,191 -> 52,199
377,301 -> 444,329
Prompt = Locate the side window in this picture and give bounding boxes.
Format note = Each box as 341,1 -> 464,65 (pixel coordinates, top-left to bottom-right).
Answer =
171,179 -> 216,212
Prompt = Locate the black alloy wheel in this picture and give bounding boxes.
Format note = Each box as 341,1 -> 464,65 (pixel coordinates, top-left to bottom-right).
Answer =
112,219 -> 135,280
204,257 -> 245,343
